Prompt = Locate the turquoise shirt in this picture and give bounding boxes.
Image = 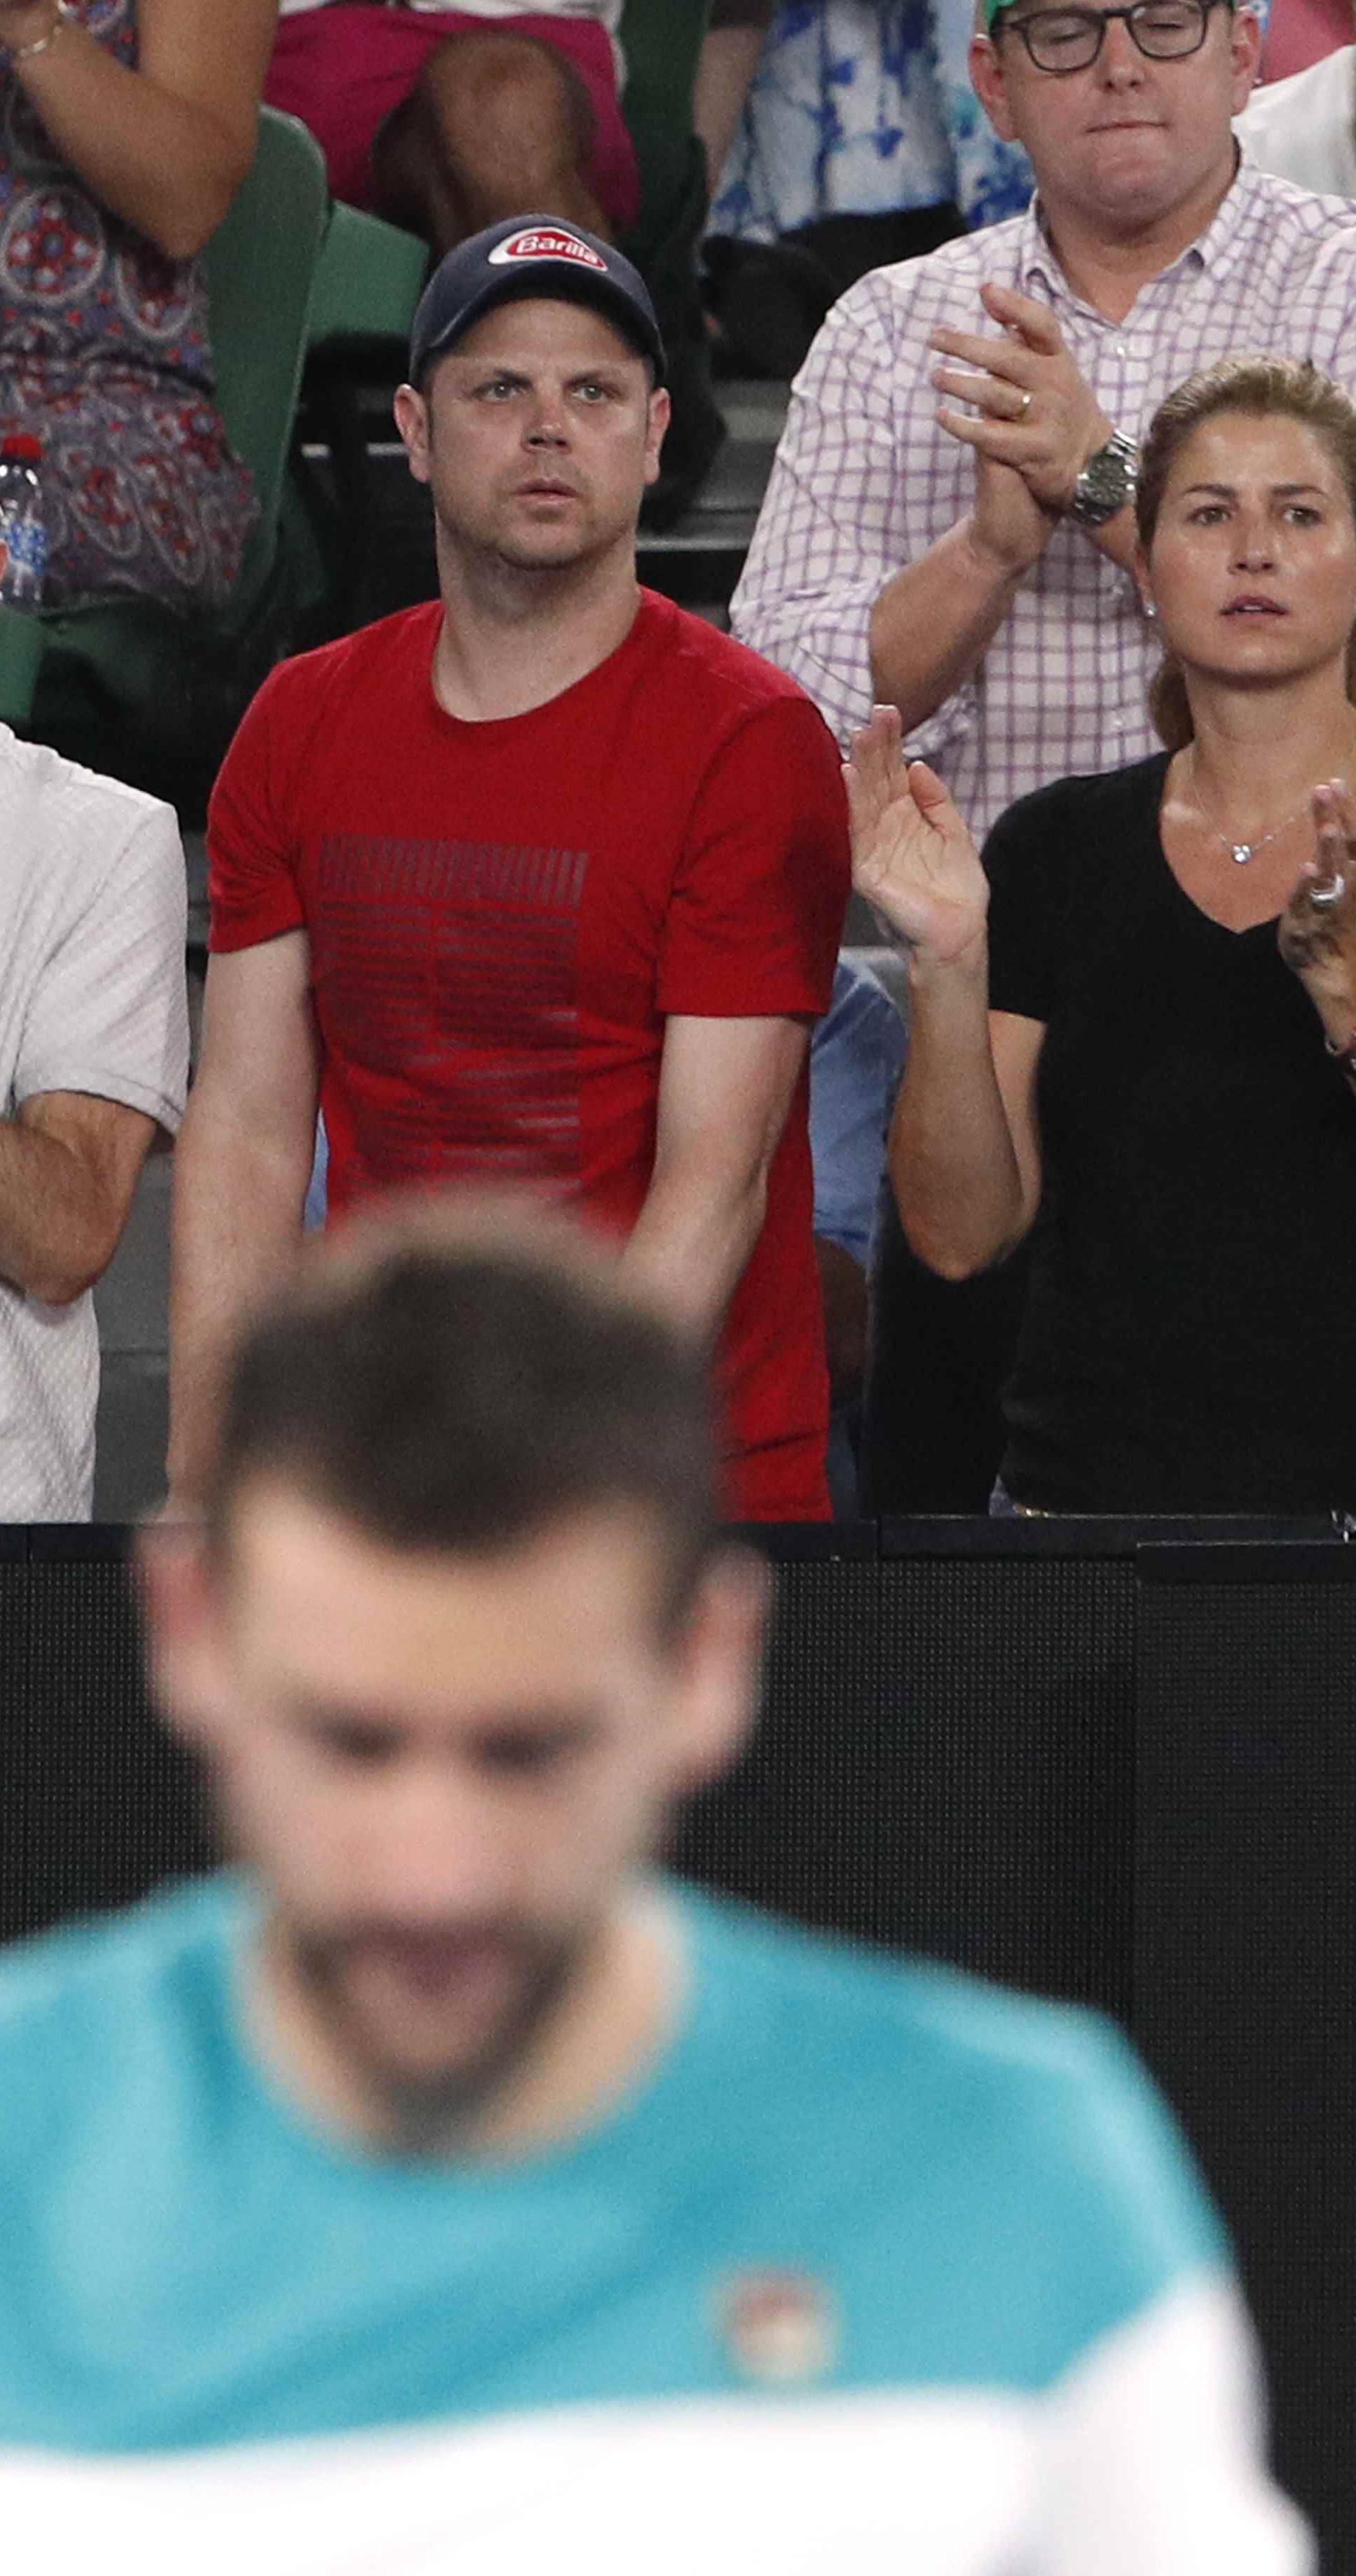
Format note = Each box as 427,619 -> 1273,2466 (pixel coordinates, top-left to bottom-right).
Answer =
0,1871 -> 1227,2457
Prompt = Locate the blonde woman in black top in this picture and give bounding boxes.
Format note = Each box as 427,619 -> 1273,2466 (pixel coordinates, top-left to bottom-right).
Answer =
850,355 -> 1356,1513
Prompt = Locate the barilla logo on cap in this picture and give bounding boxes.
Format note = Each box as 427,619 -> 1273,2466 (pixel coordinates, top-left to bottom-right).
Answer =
488,227 -> 607,273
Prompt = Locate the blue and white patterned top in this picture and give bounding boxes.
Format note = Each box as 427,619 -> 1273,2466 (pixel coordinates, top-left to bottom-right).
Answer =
711,0 -> 1034,238
712,0 -> 1273,241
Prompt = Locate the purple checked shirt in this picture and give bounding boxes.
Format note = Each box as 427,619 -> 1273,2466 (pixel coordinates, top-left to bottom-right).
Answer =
732,160 -> 1356,840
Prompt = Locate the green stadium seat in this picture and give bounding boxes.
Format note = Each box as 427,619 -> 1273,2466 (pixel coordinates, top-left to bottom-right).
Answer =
618,0 -> 713,264
306,198 -> 427,350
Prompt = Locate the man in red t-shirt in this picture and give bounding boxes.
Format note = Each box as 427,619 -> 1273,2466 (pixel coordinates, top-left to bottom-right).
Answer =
171,217 -> 849,1521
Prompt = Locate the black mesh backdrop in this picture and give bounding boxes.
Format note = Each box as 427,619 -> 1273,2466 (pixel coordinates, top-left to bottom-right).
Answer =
1,1549 -> 208,1945
675,1548 -> 1136,2014
673,1554 -> 893,1936
874,1551 -> 1136,2007
1134,1555 -> 1356,2570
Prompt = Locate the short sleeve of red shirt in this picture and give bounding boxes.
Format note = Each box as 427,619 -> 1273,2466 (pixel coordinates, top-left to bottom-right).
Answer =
206,661 -> 311,953
655,693 -> 849,1021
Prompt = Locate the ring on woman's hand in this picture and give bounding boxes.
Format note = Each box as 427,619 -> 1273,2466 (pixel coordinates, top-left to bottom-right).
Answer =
1309,872 -> 1347,907
1015,390 -> 1033,419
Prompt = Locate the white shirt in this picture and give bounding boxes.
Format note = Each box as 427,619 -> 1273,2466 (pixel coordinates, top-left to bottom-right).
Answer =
0,732 -> 187,1519
0,2300 -> 1314,2576
731,164 -> 1356,840
1235,49 -> 1356,198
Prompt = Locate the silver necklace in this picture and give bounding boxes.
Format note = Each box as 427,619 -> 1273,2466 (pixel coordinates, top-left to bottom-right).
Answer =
1185,756 -> 1310,866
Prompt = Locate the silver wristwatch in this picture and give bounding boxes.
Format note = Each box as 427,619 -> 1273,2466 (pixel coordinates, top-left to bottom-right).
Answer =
1066,429 -> 1138,529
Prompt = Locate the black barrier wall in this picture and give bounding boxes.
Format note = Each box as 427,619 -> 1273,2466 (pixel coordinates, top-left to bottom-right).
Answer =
1,1520 -> 1354,2568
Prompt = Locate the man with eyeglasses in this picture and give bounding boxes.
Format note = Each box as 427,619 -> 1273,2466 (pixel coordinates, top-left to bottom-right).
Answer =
731,0 -> 1356,840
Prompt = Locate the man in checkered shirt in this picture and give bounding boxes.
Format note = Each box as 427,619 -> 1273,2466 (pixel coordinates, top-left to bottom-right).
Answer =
731,0 -> 1356,840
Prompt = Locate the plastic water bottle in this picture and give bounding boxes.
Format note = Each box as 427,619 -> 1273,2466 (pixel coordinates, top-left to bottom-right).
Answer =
0,434 -> 47,606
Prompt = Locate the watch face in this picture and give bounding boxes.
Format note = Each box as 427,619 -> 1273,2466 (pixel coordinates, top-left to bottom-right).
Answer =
1072,437 -> 1134,524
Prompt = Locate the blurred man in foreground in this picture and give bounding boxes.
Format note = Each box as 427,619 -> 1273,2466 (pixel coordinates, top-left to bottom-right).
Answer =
0,1204 -> 1309,2570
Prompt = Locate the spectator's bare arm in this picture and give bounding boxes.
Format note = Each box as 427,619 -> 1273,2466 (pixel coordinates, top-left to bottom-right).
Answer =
621,1013 -> 808,1337
0,1092 -> 157,1307
847,709 -> 1040,1277
168,931 -> 320,1513
0,0 -> 278,261
694,0 -> 776,201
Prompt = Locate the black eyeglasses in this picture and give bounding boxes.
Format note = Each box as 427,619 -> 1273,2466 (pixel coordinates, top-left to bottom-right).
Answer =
997,0 -> 1226,73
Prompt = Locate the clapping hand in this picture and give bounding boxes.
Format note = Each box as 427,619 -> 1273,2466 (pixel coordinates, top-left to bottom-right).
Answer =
1278,782 -> 1356,1037
929,282 -> 1114,515
845,706 -> 988,967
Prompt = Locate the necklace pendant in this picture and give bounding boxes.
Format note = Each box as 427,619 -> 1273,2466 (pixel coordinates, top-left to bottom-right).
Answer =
1231,842 -> 1253,865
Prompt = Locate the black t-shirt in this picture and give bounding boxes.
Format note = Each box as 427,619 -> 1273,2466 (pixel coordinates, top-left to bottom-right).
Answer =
984,753 -> 1356,1513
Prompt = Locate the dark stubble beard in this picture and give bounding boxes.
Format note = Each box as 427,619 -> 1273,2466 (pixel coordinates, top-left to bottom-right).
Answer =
435,493 -> 628,592
282,1918 -> 591,2156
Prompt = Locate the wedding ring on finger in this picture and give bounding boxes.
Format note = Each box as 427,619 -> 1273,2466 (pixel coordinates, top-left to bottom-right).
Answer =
1015,390 -> 1033,419
1309,872 -> 1347,907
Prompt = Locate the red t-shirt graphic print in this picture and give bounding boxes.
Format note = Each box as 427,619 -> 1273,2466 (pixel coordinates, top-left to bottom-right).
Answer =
310,832 -> 588,1195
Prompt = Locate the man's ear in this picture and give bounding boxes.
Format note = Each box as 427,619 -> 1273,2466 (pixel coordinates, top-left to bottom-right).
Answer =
643,385 -> 672,488
393,381 -> 433,487
1228,2 -> 1263,110
969,30 -> 1018,143
665,1544 -> 771,1796
136,1521 -> 232,1754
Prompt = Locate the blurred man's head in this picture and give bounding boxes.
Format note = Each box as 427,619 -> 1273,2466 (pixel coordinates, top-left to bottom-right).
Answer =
147,1203 -> 764,2152
970,0 -> 1261,239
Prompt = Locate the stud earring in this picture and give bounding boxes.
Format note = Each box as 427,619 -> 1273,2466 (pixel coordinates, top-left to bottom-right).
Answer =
1142,598 -> 1157,621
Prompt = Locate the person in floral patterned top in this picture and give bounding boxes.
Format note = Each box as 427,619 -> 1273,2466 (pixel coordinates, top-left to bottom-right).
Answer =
0,0 -> 275,608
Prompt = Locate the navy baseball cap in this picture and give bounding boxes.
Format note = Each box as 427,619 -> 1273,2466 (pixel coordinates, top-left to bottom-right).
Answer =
409,216 -> 666,385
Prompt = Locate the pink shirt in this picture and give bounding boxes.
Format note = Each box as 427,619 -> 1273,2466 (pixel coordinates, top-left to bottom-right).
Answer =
732,163 -> 1356,840
1261,0 -> 1350,80
276,0 -> 619,20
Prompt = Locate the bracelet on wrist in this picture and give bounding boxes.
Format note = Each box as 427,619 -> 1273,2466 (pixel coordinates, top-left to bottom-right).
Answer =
6,0 -> 73,61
